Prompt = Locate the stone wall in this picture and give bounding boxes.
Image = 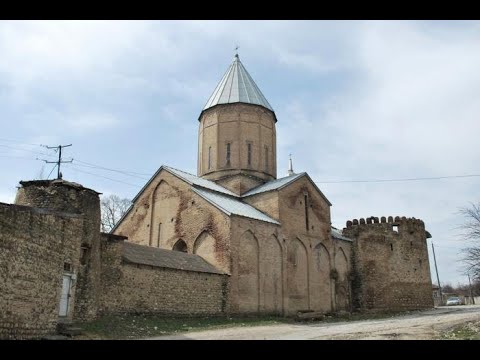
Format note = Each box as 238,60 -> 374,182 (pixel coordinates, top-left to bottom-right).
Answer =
277,176 -> 340,315
0,202 -> 83,339
229,216 -> 283,314
15,180 -> 101,321
99,235 -> 228,315
343,216 -> 434,312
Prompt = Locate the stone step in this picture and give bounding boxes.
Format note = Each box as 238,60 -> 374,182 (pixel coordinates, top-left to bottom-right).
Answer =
295,311 -> 326,321
42,335 -> 70,340
57,324 -> 83,337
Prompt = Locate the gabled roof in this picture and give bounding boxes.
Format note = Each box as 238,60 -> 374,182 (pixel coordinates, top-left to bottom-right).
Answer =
242,172 -> 332,206
123,241 -> 225,275
132,165 -> 237,203
164,166 -> 238,197
202,54 -> 275,116
331,227 -> 353,242
192,187 -> 279,225
242,172 -> 305,197
112,165 -> 277,232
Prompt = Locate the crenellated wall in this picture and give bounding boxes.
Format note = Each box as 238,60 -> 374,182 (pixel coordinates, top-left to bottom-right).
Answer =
343,216 -> 433,312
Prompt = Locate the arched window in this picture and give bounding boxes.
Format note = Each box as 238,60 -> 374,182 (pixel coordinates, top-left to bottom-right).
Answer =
173,239 -> 188,253
247,143 -> 252,166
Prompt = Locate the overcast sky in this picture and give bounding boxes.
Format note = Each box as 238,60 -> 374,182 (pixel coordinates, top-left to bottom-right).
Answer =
1,20 -> 479,286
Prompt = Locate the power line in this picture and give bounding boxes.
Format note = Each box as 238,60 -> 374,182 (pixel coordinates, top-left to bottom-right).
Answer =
0,138 -> 44,147
46,164 -> 57,180
0,144 -> 56,158
73,160 -> 151,180
64,164 -> 144,187
315,174 -> 480,184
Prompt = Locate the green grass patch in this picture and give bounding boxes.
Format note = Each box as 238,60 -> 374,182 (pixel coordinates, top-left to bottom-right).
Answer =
75,310 -> 418,339
76,314 -> 293,339
440,321 -> 480,340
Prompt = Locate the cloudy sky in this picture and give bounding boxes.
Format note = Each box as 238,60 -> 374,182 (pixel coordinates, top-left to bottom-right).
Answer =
1,20 -> 479,286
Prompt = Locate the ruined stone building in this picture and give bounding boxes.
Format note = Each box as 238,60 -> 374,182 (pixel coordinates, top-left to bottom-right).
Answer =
0,55 -> 434,339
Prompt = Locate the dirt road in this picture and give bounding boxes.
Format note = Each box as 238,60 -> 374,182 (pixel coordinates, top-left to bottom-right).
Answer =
148,305 -> 480,340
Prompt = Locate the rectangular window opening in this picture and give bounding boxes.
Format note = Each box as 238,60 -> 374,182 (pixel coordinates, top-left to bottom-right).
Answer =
157,223 -> 162,248
247,143 -> 252,166
304,194 -> 309,231
226,143 -> 231,166
208,146 -> 212,170
264,145 -> 269,172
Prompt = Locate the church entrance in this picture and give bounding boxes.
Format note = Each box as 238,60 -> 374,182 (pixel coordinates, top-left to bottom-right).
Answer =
59,274 -> 72,317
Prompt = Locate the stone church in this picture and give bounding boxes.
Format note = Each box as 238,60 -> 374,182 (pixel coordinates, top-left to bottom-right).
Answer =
113,54 -> 433,315
0,54 -> 434,339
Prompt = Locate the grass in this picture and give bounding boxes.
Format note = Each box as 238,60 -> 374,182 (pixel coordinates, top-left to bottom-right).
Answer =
440,321 -> 480,340
75,314 -> 293,339
75,309 -> 413,339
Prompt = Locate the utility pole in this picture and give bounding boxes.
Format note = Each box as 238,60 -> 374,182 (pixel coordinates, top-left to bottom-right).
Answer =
468,273 -> 475,305
431,240 -> 443,305
43,144 -> 73,179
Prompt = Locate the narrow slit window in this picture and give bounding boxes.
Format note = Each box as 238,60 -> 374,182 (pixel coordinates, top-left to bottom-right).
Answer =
247,143 -> 252,166
264,145 -> 269,171
157,223 -> 162,247
208,146 -> 212,170
226,143 -> 231,165
304,194 -> 309,231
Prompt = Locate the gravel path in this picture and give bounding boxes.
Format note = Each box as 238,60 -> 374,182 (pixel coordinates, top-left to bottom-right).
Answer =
148,305 -> 480,340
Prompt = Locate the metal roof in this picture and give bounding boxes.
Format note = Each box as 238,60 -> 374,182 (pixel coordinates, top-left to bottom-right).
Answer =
164,166 -> 238,197
242,172 -> 305,197
331,227 -> 353,242
192,187 -> 280,225
202,54 -> 274,114
242,172 -> 332,206
122,241 -> 225,274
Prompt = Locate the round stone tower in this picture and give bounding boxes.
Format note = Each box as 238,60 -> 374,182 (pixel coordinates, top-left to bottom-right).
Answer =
197,54 -> 277,195
15,179 -> 101,321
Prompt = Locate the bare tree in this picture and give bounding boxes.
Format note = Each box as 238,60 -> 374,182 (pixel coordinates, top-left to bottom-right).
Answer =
459,202 -> 480,281
101,194 -> 132,233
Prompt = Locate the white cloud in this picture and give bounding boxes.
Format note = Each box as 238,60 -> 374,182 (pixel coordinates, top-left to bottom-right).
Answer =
0,20 -> 478,286
68,113 -> 119,132
0,190 -> 15,204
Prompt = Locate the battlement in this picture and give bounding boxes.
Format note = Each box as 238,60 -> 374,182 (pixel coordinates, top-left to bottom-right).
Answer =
345,216 -> 424,229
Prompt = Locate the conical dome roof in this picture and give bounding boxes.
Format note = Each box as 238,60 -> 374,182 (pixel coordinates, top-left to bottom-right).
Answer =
202,54 -> 274,115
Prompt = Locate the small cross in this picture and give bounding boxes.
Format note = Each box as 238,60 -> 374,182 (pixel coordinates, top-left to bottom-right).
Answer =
235,45 -> 240,56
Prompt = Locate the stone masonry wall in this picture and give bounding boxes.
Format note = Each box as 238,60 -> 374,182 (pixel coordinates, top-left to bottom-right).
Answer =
114,170 -> 231,274
15,180 -> 102,321
99,235 -> 228,315
198,103 -> 277,194
0,203 -> 83,339
343,216 -> 434,312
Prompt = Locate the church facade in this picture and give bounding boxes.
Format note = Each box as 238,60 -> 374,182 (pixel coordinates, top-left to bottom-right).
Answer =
0,54 -> 435,339
112,54 -> 431,315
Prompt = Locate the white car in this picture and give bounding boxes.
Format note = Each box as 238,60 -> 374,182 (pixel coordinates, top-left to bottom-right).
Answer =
446,297 -> 462,306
